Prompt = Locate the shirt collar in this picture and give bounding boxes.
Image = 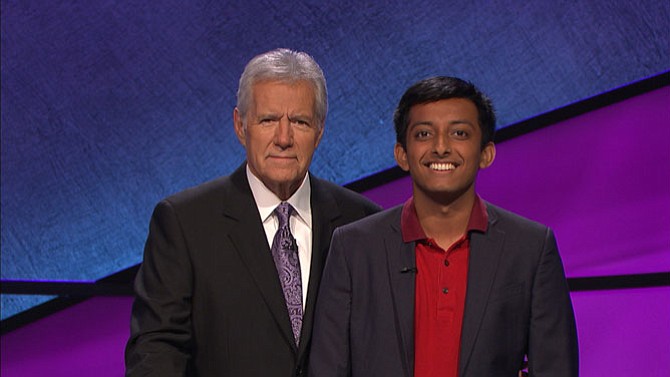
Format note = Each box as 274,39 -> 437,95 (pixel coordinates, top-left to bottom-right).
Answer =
246,164 -> 312,228
400,194 -> 488,243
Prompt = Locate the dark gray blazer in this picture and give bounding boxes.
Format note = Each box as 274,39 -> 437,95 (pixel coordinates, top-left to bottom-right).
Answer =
125,164 -> 381,377
309,202 -> 578,377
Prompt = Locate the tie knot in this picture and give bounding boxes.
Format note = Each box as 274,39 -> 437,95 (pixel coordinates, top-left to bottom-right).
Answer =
274,202 -> 294,228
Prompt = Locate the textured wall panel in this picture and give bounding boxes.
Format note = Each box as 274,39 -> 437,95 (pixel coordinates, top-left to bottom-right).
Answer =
2,0 -> 669,318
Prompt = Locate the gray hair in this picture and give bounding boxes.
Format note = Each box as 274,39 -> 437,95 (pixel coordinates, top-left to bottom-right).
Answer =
236,48 -> 328,128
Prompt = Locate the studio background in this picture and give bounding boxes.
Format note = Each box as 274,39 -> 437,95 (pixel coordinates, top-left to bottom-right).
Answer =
2,1 -> 670,376
1,0 -> 668,332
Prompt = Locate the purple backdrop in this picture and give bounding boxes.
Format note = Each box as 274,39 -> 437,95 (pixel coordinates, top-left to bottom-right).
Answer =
3,0 -> 669,321
2,87 -> 669,376
364,86 -> 670,278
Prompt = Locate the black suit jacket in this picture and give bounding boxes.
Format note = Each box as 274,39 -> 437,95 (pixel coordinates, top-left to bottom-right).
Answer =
125,164 -> 381,376
309,202 -> 578,377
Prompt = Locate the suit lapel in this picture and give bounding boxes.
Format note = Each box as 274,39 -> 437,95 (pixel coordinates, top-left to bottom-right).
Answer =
458,205 -> 505,376
298,176 -> 342,359
223,165 -> 297,352
385,208 -> 416,377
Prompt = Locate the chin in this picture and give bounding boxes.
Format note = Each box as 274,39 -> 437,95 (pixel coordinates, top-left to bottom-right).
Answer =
269,171 -> 303,184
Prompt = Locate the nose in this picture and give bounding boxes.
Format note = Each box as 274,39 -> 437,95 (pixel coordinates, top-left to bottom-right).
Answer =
274,117 -> 293,148
433,133 -> 451,156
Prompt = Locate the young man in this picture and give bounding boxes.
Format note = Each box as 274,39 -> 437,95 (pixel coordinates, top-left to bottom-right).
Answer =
125,49 -> 380,376
309,76 -> 578,377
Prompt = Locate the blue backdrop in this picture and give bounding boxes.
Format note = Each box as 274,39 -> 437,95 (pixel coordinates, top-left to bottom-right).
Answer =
2,0 -> 668,319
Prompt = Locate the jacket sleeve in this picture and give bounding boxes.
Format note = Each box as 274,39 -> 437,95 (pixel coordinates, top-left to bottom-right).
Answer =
125,199 -> 194,377
308,227 -> 353,377
528,228 -> 579,376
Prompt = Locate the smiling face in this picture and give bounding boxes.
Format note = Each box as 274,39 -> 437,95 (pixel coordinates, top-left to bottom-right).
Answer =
394,98 -> 495,204
234,80 -> 324,200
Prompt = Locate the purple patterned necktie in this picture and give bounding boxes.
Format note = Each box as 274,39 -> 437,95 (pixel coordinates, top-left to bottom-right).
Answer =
271,202 -> 303,345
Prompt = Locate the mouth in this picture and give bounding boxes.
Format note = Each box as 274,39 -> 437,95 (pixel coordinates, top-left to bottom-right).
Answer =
267,155 -> 298,166
428,162 -> 457,171
268,155 -> 297,160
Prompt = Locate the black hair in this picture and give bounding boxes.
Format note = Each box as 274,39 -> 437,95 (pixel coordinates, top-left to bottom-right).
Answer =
393,76 -> 496,148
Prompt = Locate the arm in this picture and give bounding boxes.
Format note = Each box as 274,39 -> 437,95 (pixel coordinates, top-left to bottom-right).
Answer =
125,200 -> 194,377
308,228 -> 352,377
528,229 -> 579,376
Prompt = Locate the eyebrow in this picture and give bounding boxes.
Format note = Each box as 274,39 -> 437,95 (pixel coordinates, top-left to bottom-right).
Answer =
288,114 -> 313,121
409,119 -> 476,128
256,113 -> 280,120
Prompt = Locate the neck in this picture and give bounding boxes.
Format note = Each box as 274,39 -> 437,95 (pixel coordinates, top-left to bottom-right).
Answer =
270,183 -> 299,201
256,173 -> 306,202
413,188 -> 476,249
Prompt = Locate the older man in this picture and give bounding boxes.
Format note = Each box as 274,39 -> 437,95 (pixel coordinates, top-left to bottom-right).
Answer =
125,48 -> 380,377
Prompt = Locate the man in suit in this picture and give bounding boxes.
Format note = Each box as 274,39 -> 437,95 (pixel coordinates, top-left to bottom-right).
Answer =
125,48 -> 380,376
309,76 -> 578,377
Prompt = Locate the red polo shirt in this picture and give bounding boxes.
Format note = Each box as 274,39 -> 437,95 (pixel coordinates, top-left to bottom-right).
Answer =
400,195 -> 488,377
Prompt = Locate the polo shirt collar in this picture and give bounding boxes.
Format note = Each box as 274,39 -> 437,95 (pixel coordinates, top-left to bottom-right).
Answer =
400,194 -> 488,243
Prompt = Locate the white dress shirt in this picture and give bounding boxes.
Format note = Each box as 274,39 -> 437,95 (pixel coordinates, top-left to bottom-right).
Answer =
246,165 -> 312,309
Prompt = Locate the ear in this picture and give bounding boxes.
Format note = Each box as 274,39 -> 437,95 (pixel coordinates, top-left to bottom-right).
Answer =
394,143 -> 410,172
479,142 -> 496,169
233,107 -> 246,147
314,122 -> 325,148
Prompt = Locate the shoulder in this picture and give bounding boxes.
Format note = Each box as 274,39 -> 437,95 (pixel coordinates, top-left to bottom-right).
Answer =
153,167 -> 250,222
483,202 -> 555,251
162,175 -> 235,209
485,202 -> 549,233
335,205 -> 403,237
311,176 -> 382,215
327,207 -> 403,263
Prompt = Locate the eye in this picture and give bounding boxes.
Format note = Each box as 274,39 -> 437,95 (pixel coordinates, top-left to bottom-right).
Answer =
414,130 -> 431,139
452,129 -> 469,139
289,117 -> 315,130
